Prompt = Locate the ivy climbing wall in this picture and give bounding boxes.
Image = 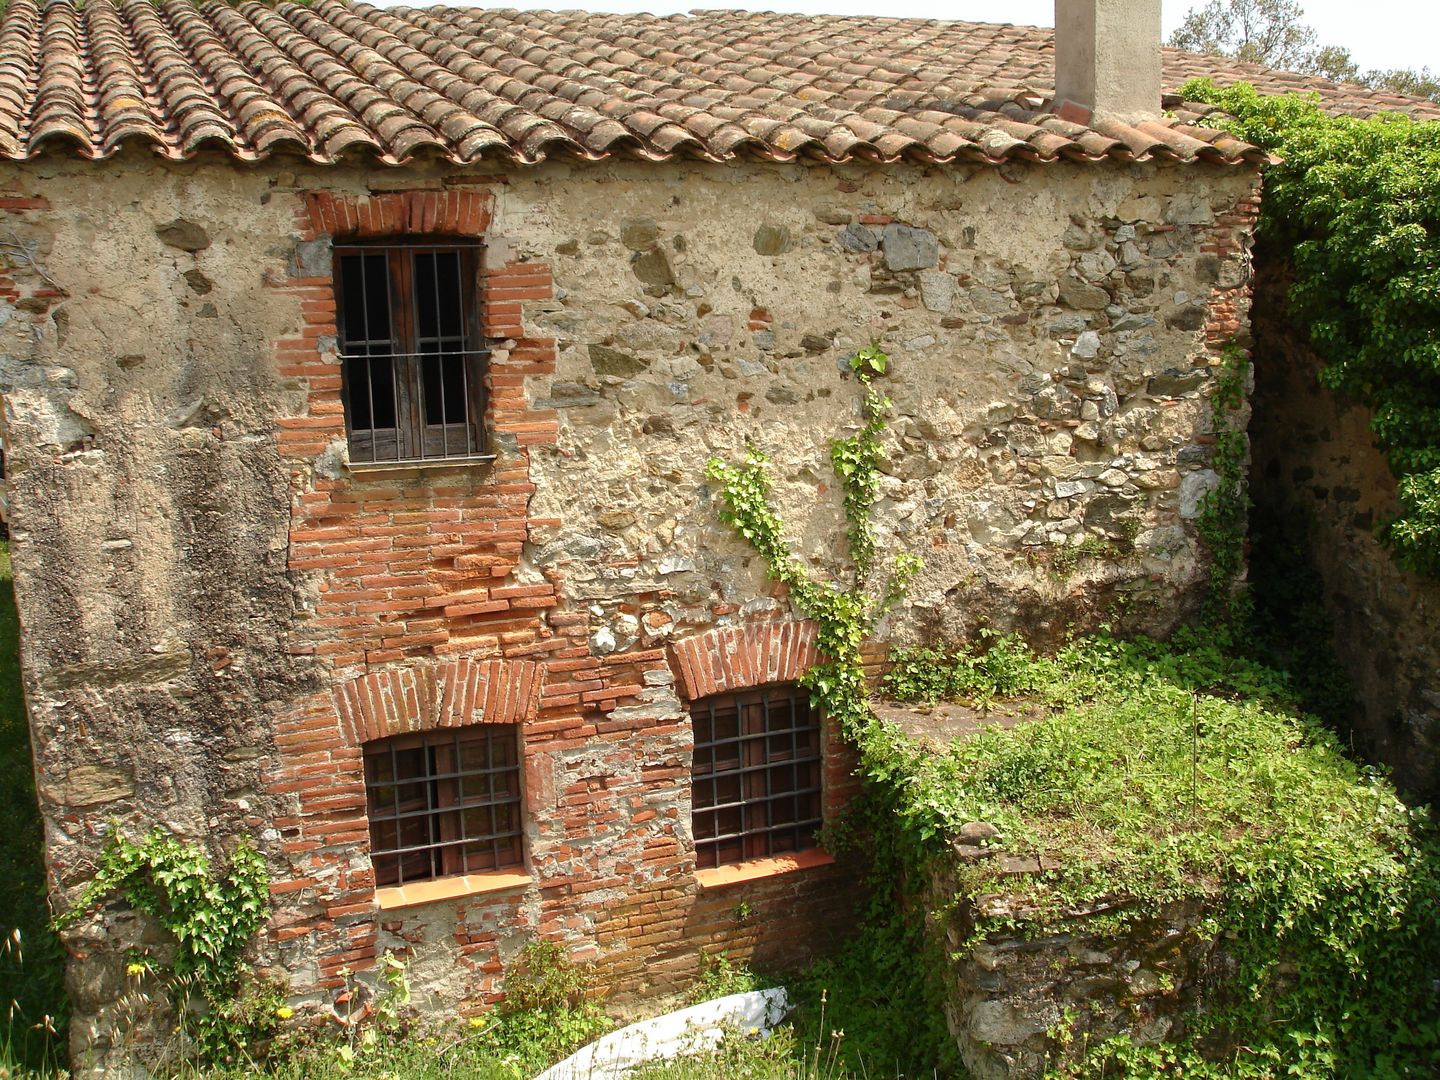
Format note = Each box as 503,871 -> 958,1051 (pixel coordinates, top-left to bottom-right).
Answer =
1250,258 -> 1440,802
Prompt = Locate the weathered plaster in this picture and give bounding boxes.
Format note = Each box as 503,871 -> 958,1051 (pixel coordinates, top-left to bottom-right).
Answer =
0,150 -> 1258,1071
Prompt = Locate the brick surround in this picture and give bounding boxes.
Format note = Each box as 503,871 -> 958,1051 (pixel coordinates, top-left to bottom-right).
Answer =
253,182 -> 860,1006
670,620 -> 820,700
333,658 -> 542,744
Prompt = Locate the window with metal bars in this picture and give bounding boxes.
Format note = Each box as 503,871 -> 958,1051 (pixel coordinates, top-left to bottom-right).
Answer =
690,684 -> 823,869
334,240 -> 488,465
363,725 -> 523,887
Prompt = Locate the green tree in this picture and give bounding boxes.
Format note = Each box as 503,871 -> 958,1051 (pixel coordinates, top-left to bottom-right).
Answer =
1170,0 -> 1317,69
1171,0 -> 1440,104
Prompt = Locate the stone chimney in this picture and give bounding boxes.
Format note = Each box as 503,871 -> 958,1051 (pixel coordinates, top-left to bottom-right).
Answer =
1053,0 -> 1162,124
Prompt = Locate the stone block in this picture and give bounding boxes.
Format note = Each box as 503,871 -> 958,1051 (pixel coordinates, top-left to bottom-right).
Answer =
880,224 -> 939,270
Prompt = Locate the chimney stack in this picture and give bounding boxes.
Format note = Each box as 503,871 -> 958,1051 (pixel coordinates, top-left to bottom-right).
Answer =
1053,0 -> 1162,124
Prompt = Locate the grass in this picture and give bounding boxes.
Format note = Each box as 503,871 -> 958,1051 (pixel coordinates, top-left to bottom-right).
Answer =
880,629 -> 1440,1075
0,543 -> 68,1072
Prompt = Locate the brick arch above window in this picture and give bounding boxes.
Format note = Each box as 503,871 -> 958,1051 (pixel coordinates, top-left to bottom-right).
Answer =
333,658 -> 542,745
302,190 -> 493,241
670,621 -> 820,702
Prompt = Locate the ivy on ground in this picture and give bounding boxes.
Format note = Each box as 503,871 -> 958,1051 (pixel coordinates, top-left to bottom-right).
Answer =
1181,78 -> 1440,577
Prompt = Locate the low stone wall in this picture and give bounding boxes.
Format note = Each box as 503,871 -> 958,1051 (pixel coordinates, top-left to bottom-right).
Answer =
930,861 -> 1223,1079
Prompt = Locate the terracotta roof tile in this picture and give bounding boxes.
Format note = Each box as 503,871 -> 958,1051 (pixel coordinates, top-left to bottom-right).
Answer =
4,0 -> 1433,169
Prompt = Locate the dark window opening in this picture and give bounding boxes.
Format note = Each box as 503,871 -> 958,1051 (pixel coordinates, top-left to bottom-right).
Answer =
335,241 -> 487,464
363,725 -> 523,887
690,684 -> 822,869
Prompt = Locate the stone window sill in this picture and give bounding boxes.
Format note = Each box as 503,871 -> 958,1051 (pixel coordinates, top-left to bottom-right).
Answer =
375,870 -> 530,910
348,454 -> 496,475
694,849 -> 835,890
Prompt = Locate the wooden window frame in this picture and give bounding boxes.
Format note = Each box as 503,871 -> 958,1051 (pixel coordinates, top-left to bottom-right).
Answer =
363,725 -> 524,888
689,683 -> 824,870
334,239 -> 490,467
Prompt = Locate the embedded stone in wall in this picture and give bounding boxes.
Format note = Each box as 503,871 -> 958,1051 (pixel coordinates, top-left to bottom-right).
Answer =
39,764 -> 135,808
880,224 -> 939,270
154,218 -> 210,251
752,224 -> 791,255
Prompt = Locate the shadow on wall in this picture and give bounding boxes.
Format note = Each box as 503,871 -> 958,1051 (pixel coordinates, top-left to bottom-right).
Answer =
1247,247 -> 1440,804
0,542 -> 69,1069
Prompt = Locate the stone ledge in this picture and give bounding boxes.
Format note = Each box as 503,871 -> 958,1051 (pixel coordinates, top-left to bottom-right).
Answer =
694,848 -> 835,889
375,870 -> 531,909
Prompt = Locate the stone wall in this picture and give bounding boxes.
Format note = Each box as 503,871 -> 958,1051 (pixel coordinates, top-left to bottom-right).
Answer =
1250,259 -> 1440,802
0,149 -> 1257,1070
929,860 -> 1226,1079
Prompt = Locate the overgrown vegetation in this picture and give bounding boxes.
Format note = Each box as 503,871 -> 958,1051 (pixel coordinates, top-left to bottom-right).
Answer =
0,545 -> 67,1072
883,633 -> 1440,1076
51,829 -> 272,1060
705,342 -> 1440,1075
1181,77 -> 1440,576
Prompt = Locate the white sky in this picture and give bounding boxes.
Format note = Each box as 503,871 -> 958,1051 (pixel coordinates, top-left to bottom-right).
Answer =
395,1 -> 1437,77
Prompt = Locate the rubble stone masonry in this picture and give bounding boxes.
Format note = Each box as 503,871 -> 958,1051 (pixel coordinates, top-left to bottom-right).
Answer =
0,151 -> 1258,1069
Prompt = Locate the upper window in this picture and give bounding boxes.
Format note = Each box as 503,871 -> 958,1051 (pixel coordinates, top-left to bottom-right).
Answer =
334,241 -> 487,465
363,725 -> 522,887
690,684 -> 823,869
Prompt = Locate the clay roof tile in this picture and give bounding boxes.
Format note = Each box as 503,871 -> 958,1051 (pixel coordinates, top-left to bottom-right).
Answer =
2,1 -> 1430,168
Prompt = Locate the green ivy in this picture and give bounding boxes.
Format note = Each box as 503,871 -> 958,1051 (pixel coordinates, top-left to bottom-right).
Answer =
705,345 -> 919,744
829,344 -> 890,579
1196,344 -> 1252,623
53,829 -> 271,1058
1180,78 -> 1440,577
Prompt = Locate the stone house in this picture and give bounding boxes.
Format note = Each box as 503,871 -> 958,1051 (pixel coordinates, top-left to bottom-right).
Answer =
2,0 -> 1431,1070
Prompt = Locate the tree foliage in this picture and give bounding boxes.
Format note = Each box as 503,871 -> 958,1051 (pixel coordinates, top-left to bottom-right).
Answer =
1171,0 -> 1318,70
1171,0 -> 1440,103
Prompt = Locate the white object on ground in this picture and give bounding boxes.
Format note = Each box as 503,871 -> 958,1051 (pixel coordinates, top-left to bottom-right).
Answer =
532,987 -> 790,1080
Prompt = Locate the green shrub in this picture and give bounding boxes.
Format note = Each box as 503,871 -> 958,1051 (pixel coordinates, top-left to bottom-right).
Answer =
884,632 -> 1440,1077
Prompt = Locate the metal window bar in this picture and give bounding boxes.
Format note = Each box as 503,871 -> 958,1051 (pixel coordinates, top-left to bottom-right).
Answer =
335,242 -> 489,467
364,726 -> 523,888
691,685 -> 822,869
